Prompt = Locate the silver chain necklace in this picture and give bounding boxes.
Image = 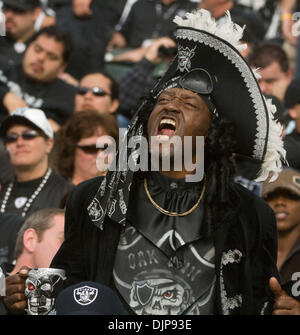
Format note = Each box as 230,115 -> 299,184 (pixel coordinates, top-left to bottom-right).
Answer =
0,168 -> 52,217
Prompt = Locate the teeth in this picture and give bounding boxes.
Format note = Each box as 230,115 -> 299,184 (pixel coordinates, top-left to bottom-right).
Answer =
276,213 -> 287,219
160,118 -> 176,127
156,135 -> 170,141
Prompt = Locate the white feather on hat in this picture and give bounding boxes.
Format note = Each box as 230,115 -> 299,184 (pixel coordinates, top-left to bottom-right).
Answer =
256,97 -> 286,182
174,10 -> 247,51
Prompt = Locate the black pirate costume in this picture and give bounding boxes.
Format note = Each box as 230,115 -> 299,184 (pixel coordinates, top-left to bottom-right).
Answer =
51,9 -> 285,315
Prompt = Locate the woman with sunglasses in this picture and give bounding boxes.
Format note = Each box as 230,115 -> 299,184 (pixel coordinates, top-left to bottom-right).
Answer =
52,110 -> 119,186
0,108 -> 71,218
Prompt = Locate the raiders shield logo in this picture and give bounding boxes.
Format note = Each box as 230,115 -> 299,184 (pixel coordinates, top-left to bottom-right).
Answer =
87,198 -> 104,222
108,199 -> 117,217
74,286 -> 98,306
135,283 -> 155,306
177,45 -> 196,72
15,197 -> 27,209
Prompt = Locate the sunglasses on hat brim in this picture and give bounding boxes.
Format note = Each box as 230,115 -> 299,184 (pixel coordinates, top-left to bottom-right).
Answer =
179,68 -> 214,95
179,68 -> 217,114
155,68 -> 217,114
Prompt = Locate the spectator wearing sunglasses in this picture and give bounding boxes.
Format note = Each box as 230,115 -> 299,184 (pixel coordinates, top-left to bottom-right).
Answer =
0,108 -> 71,218
0,25 -> 77,131
74,71 -> 130,128
0,0 -> 43,71
52,110 -> 119,186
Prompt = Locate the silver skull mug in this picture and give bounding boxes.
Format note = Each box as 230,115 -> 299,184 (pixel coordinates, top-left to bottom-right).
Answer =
25,268 -> 66,315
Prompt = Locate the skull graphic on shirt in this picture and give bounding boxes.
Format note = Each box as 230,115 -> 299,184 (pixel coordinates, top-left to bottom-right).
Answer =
130,275 -> 191,315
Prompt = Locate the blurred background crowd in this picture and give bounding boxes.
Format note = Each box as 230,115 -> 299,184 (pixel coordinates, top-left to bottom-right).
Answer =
0,0 -> 300,308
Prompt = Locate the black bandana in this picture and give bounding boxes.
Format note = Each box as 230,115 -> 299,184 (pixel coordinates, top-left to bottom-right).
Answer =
87,98 -> 152,229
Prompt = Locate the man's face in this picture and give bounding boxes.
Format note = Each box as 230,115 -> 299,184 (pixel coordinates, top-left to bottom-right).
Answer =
147,88 -> 211,160
258,61 -> 292,101
5,124 -> 53,170
3,5 -> 41,41
265,189 -> 300,234
22,34 -> 66,83
33,214 -> 65,268
74,73 -> 119,114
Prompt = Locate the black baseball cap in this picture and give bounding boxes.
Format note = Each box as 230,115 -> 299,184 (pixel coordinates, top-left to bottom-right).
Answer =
55,281 -> 128,315
284,78 -> 300,109
2,0 -> 41,11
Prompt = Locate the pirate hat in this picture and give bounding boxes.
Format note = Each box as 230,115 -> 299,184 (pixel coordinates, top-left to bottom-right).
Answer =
87,9 -> 286,230
150,9 -> 285,182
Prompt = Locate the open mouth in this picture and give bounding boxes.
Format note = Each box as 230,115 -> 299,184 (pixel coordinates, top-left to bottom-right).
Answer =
275,212 -> 288,220
31,63 -> 43,72
157,117 -> 177,139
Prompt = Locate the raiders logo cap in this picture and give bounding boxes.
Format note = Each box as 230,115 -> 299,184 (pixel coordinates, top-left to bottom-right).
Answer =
55,281 -> 128,315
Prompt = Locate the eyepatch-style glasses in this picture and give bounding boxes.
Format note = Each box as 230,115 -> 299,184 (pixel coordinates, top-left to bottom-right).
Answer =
5,130 -> 41,143
179,68 -> 216,113
77,86 -> 111,97
178,68 -> 214,95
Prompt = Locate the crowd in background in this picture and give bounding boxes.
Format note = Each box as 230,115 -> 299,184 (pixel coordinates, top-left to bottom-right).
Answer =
0,0 -> 300,313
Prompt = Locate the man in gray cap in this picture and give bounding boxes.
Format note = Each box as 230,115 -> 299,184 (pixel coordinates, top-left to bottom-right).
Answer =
0,107 -> 71,218
0,0 -> 43,70
261,168 -> 300,304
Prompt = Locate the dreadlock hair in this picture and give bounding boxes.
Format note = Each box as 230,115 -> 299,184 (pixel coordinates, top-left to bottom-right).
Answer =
203,115 -> 237,235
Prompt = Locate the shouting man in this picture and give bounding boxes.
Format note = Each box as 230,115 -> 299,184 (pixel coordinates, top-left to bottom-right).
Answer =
4,9 -> 298,315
